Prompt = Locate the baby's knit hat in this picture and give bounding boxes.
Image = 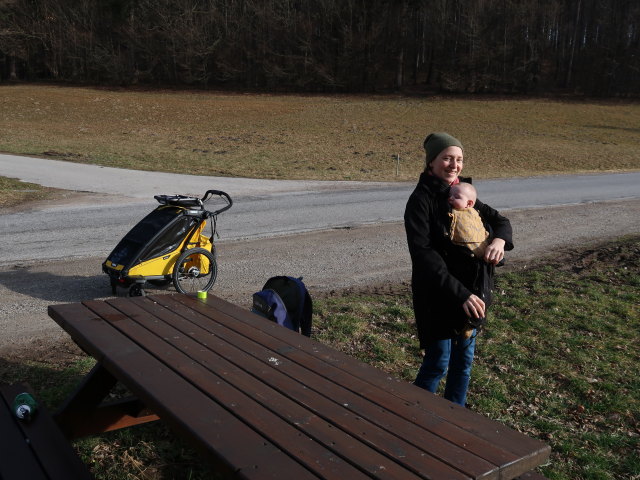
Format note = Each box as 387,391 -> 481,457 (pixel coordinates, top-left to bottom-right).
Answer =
423,132 -> 464,165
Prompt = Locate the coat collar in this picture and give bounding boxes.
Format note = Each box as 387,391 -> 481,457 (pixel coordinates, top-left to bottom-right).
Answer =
418,172 -> 472,194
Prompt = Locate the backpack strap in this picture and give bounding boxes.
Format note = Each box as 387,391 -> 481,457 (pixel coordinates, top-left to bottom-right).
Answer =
256,276 -> 313,337
300,289 -> 313,337
288,277 -> 313,337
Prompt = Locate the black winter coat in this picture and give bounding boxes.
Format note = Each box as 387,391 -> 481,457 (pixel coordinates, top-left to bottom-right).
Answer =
404,172 -> 514,348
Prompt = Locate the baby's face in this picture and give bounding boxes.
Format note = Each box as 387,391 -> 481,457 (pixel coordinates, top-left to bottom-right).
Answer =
448,188 -> 474,209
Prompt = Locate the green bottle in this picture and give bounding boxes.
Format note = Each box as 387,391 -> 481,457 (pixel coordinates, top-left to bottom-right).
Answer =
13,392 -> 38,421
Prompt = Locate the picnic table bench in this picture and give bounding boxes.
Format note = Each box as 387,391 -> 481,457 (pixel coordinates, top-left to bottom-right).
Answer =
0,383 -> 93,480
48,293 -> 551,479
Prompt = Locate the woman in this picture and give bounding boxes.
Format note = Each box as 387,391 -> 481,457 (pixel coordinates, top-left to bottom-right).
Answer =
404,132 -> 513,406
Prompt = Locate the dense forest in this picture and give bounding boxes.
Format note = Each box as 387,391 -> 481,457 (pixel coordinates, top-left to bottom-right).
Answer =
0,0 -> 638,96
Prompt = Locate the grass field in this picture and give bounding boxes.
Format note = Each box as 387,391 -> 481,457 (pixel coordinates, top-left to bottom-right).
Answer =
1,85 -> 639,185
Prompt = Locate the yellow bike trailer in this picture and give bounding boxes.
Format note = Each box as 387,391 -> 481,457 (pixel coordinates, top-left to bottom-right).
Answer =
102,190 -> 232,296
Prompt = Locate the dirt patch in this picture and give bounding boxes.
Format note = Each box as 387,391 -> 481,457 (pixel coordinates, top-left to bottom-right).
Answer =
319,234 -> 640,300
1,197 -> 638,367
11,235 -> 640,365
554,236 -> 640,274
3,337 -> 85,368
321,280 -> 412,299
7,235 -> 636,370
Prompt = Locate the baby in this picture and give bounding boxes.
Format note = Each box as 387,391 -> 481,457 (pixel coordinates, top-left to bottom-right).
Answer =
448,182 -> 490,259
448,182 -> 491,339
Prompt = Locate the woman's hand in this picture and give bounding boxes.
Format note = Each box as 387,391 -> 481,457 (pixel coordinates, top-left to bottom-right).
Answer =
484,238 -> 506,265
463,294 -> 485,319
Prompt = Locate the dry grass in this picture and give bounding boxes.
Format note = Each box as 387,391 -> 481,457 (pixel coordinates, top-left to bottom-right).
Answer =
0,175 -> 65,208
1,84 -> 639,182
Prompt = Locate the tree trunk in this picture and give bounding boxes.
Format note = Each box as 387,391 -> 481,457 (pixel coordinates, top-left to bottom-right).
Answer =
9,55 -> 17,81
396,46 -> 404,89
566,0 -> 581,88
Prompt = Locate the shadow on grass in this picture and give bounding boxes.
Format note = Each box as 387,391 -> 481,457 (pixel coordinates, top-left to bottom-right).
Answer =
0,348 -> 94,408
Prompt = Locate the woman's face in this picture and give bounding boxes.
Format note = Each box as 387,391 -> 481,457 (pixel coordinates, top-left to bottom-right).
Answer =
429,146 -> 463,185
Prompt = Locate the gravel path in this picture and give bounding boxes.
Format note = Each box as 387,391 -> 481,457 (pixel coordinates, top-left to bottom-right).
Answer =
1,197 -> 638,355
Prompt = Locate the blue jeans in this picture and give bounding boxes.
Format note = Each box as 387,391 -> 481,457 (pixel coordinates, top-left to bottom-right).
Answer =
414,333 -> 476,406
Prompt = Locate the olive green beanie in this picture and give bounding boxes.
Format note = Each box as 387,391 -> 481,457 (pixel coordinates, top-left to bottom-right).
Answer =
423,132 -> 464,166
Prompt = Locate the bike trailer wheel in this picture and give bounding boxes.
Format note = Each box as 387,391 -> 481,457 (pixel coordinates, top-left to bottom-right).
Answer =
172,247 -> 217,294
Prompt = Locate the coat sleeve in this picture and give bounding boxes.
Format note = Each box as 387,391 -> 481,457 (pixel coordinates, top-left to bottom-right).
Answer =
475,200 -> 514,251
404,193 -> 472,305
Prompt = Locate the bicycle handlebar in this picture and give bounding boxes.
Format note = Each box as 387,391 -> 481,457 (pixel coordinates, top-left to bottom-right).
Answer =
201,189 -> 233,215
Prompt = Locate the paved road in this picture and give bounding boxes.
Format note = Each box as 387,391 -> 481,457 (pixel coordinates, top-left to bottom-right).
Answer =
1,154 -> 639,265
0,153 -> 397,198
2,153 -> 638,204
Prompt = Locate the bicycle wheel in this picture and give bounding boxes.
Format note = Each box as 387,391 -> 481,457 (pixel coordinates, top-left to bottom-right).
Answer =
172,247 -> 217,294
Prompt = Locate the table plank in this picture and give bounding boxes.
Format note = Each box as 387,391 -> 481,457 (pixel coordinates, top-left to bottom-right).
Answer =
49,302 -> 320,480
172,294 -> 551,478
86,298 -> 388,480
141,295 -> 501,479
111,295 -> 485,479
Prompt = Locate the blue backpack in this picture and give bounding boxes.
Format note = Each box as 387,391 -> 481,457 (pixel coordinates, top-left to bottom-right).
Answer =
251,276 -> 312,337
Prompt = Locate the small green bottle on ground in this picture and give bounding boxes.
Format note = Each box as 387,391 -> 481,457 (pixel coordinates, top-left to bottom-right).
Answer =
13,392 -> 38,421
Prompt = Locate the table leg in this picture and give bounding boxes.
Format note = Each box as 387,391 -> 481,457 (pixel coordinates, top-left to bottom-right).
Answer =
54,362 -> 159,439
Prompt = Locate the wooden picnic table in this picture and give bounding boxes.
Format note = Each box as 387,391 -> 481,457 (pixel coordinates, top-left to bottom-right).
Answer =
48,293 -> 550,480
